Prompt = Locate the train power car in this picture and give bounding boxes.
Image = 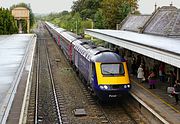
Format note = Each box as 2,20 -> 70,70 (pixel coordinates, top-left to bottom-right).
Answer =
45,21 -> 131,99
73,41 -> 131,99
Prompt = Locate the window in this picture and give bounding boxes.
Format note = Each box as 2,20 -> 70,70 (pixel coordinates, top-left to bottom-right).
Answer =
101,63 -> 124,76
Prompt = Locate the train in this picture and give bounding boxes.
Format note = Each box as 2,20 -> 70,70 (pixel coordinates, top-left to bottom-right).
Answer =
44,21 -> 131,100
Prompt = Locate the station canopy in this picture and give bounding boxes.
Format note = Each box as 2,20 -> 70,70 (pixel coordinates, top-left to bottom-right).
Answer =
85,5 -> 180,68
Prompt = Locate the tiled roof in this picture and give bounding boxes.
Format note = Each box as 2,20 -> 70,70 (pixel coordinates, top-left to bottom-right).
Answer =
143,6 -> 178,36
120,6 -> 180,37
121,15 -> 150,32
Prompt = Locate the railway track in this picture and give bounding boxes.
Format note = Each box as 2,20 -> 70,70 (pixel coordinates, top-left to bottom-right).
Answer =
98,100 -> 140,124
27,22 -> 146,124
27,23 -> 68,124
74,73 -> 142,124
36,39 -> 61,123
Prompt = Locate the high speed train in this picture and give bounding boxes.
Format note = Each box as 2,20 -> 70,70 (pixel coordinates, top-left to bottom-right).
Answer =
45,21 -> 131,99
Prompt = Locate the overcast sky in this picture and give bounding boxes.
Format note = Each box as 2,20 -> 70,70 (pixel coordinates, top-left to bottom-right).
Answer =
1,0 -> 180,14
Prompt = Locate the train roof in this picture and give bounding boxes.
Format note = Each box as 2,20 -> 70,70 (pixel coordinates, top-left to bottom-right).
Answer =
91,52 -> 122,63
88,47 -> 123,62
45,21 -> 57,29
88,46 -> 111,55
45,21 -> 82,42
72,39 -> 82,46
66,32 -> 82,40
45,21 -> 66,34
60,31 -> 79,42
74,40 -> 95,61
74,40 -> 121,62
55,27 -> 66,33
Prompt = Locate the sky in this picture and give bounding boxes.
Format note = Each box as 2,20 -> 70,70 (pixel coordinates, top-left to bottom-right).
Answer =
1,0 -> 180,14
138,0 -> 180,14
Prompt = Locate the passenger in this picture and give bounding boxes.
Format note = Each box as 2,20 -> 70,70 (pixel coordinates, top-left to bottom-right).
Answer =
131,55 -> 136,75
137,65 -> 145,83
148,70 -> 157,89
159,63 -> 165,83
144,66 -> 149,82
141,58 -> 146,69
174,80 -> 180,105
168,71 -> 176,87
173,69 -> 177,79
136,55 -> 141,70
141,61 -> 146,78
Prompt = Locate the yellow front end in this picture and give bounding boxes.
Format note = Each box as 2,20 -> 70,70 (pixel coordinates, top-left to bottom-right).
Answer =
95,62 -> 130,85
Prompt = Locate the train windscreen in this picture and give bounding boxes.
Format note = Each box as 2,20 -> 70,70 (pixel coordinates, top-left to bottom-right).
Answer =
101,63 -> 124,76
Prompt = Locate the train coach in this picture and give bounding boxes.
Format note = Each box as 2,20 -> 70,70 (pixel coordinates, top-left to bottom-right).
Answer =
45,21 -> 131,99
45,22 -> 82,62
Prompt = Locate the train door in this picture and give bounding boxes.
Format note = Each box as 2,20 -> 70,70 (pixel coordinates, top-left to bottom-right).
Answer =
75,50 -> 79,69
89,62 -> 95,88
58,35 -> 60,46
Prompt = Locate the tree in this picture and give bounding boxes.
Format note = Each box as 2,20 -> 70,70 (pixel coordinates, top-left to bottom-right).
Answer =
94,9 -> 106,29
101,0 -> 138,29
71,0 -> 102,19
42,0 -> 139,33
0,7 -> 18,34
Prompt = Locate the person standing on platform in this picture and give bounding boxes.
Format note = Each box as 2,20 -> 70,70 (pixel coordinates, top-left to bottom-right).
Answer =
168,71 -> 176,87
136,55 -> 141,70
174,80 -> 180,105
159,63 -> 165,83
148,70 -> 157,89
137,65 -> 144,83
131,55 -> 136,75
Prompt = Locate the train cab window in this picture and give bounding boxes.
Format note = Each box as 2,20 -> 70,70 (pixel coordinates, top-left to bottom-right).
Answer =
101,63 -> 124,76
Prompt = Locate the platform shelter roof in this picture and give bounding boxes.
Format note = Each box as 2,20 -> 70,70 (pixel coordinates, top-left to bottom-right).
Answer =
85,29 -> 180,68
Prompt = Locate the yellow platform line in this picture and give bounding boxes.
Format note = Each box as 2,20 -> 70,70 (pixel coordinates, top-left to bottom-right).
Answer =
131,79 -> 180,114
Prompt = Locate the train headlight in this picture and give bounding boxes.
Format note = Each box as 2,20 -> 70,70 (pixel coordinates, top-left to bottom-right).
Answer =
99,85 -> 109,90
127,85 -> 130,88
104,85 -> 108,90
124,85 -> 127,88
100,86 -> 104,89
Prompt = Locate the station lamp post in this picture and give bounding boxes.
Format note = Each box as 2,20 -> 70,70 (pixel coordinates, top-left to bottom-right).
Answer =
75,20 -> 78,35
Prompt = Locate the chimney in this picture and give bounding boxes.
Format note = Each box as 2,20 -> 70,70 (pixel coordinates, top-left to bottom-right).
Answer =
170,2 -> 173,6
155,3 -> 157,11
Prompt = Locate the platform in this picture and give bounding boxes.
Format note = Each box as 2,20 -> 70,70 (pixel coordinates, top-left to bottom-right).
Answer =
130,76 -> 180,124
0,34 -> 36,124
